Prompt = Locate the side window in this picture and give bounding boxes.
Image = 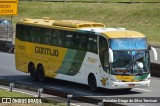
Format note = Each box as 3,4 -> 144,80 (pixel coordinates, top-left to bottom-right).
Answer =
35,27 -> 41,43
48,29 -> 54,45
39,28 -> 45,44
62,31 -> 68,47
16,24 -> 24,40
24,26 -> 31,42
75,33 -> 87,51
88,35 -> 97,53
64,31 -> 74,49
30,26 -> 39,43
54,30 -> 63,46
99,36 -> 109,71
99,36 -> 108,54
67,34 -> 74,48
74,33 -> 79,49
41,28 -> 51,44
50,29 -> 57,45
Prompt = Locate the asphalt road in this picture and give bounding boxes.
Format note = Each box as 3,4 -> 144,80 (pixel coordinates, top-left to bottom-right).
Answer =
0,52 -> 160,106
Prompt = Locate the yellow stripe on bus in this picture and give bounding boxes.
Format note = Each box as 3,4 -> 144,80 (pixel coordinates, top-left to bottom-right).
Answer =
15,38 -> 67,78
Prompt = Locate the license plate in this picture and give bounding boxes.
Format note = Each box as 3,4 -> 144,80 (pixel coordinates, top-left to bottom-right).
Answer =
128,84 -> 135,87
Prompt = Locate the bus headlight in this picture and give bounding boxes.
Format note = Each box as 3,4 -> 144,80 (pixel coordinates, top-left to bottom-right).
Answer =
111,78 -> 121,82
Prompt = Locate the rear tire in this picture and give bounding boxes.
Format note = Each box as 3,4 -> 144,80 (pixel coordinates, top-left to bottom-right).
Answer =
88,74 -> 98,92
37,65 -> 46,82
29,64 -> 38,81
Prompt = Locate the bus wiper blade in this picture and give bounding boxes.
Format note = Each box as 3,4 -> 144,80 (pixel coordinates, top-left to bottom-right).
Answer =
136,72 -> 143,75
134,62 -> 143,75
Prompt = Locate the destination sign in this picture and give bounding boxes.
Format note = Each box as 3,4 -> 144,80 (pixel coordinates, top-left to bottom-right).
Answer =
0,0 -> 18,15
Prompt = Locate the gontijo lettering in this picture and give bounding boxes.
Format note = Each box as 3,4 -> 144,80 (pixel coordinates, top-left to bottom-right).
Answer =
35,46 -> 58,57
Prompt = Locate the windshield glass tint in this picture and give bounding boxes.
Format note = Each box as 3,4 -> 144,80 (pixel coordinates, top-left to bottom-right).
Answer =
112,50 -> 150,75
109,38 -> 148,50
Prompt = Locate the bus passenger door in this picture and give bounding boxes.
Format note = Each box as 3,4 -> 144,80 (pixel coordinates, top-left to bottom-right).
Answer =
98,36 -> 110,87
99,36 -> 109,74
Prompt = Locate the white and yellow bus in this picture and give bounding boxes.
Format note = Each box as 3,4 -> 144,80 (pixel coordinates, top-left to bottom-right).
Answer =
15,17 -> 157,91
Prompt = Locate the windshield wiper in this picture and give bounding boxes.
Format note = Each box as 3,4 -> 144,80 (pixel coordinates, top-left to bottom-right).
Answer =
134,62 -> 143,75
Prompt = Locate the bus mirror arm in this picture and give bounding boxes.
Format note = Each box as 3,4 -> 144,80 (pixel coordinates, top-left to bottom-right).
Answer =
151,47 -> 158,61
148,44 -> 151,50
108,48 -> 113,63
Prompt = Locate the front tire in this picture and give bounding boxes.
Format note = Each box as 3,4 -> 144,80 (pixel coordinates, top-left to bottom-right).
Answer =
88,74 -> 98,92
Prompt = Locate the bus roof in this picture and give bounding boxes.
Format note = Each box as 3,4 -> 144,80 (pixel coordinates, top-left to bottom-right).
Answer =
19,17 -> 105,28
79,28 -> 146,38
102,30 -> 146,38
18,18 -> 145,39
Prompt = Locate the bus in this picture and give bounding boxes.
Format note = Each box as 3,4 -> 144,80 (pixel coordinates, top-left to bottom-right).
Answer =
15,17 -> 157,91
0,19 -> 14,53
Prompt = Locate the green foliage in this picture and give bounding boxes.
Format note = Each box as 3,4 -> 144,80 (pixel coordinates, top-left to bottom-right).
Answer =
0,89 -> 65,106
2,1 -> 160,45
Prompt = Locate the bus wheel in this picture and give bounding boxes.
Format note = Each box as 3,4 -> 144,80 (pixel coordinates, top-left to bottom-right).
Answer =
88,74 -> 98,92
29,64 -> 38,81
37,65 -> 46,82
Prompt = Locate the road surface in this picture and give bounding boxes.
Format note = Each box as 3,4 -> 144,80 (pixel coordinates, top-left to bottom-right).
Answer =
0,52 -> 160,106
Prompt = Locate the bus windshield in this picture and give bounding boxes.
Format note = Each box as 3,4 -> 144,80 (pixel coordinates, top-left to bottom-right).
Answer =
109,38 -> 150,75
111,50 -> 150,75
110,38 -> 148,50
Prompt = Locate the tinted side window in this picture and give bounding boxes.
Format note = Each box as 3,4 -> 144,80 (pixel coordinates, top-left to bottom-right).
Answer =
52,30 -> 63,46
63,31 -> 74,49
88,35 -> 97,53
75,33 -> 88,51
16,24 -> 31,41
16,24 -> 23,40
30,26 -> 39,43
16,24 -> 97,54
99,36 -> 109,71
39,28 -> 51,44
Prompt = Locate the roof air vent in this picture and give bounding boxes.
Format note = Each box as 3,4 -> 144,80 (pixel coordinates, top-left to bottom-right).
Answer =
23,18 -> 31,21
117,27 -> 125,30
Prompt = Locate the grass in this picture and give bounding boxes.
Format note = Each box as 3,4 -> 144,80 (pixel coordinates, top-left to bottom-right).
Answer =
1,1 -> 160,45
0,89 -> 65,106
0,89 -> 31,97
19,0 -> 160,2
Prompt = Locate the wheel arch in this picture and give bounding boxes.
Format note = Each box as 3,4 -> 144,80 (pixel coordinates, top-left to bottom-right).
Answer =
87,72 -> 99,91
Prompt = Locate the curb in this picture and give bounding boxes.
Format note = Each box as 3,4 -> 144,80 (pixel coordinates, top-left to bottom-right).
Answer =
0,80 -> 124,106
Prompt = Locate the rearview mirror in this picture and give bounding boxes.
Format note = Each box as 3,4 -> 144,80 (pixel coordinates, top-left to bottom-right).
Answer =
108,48 -> 113,63
151,47 -> 158,61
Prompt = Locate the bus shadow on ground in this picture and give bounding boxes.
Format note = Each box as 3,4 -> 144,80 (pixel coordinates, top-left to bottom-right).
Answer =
0,75 -> 142,96
46,78 -> 142,96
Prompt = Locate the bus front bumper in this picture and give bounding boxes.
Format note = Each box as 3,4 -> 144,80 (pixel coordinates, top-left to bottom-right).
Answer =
109,80 -> 150,89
